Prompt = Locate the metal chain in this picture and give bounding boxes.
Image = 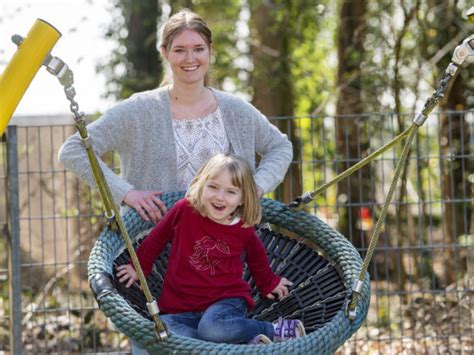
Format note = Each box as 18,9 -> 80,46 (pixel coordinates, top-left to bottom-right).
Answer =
42,54 -> 83,120
421,72 -> 453,117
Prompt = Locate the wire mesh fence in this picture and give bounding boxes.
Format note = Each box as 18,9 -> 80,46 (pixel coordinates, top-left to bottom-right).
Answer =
0,111 -> 472,354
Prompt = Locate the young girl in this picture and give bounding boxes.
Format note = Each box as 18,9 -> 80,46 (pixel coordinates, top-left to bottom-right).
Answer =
116,154 -> 305,345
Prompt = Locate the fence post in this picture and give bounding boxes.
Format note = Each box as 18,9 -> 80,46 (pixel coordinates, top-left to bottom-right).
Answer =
5,126 -> 22,354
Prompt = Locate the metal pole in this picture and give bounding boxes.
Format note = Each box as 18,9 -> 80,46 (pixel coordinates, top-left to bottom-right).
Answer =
6,126 -> 22,354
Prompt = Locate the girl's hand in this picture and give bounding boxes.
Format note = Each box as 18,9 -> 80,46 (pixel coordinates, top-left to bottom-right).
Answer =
266,277 -> 293,300
124,189 -> 167,224
116,264 -> 139,288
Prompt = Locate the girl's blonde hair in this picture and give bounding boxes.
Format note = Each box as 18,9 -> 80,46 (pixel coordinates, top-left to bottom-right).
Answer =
186,154 -> 262,227
159,8 -> 212,86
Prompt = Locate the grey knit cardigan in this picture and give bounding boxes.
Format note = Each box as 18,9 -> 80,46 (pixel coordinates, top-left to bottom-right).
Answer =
58,86 -> 293,204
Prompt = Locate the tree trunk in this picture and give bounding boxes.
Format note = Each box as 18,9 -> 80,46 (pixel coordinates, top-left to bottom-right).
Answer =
335,0 -> 372,250
249,0 -> 302,203
119,0 -> 162,98
433,1 -> 472,286
439,75 -> 471,285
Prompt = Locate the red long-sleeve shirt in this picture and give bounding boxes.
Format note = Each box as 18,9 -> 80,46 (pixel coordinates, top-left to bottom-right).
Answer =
135,198 -> 281,314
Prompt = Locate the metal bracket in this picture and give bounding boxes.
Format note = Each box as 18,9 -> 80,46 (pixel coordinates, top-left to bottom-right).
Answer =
451,34 -> 474,66
43,54 -> 75,88
146,299 -> 160,316
413,112 -> 427,126
345,298 -> 358,321
89,272 -> 116,301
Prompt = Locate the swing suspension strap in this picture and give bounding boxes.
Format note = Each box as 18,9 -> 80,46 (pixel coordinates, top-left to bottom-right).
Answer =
41,52 -> 169,341
289,34 -> 474,319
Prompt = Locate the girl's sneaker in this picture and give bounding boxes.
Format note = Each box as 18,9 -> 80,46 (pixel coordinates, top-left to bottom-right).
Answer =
248,334 -> 273,345
273,317 -> 306,342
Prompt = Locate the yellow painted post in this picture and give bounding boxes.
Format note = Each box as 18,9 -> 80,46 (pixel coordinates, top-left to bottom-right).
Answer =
0,19 -> 61,135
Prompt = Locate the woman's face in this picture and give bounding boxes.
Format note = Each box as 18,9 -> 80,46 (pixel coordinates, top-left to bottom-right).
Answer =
163,29 -> 211,86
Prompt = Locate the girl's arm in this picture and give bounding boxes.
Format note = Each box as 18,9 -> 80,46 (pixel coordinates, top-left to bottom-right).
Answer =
266,277 -> 293,300
133,199 -> 185,276
245,231 -> 282,297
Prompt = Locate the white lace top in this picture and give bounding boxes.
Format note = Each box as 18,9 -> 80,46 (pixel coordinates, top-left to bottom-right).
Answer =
172,107 -> 230,190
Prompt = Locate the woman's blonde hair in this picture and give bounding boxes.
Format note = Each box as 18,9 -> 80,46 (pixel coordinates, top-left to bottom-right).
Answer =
159,8 -> 212,86
186,154 -> 262,227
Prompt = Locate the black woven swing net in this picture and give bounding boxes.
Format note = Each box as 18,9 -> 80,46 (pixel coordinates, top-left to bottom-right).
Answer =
112,227 -> 349,333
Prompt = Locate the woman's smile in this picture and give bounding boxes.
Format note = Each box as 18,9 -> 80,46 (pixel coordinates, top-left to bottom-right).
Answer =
164,29 -> 211,85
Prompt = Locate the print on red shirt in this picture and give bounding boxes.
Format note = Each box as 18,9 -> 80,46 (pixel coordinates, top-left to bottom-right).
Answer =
189,235 -> 230,276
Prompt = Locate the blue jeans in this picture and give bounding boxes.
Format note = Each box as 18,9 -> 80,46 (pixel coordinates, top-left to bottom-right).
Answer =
161,297 -> 274,343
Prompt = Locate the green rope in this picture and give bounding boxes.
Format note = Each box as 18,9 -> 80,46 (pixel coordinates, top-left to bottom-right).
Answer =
74,119 -> 116,219
345,69 -> 455,312
289,67 -> 456,315
288,70 -> 454,210
347,123 -> 417,312
73,117 -> 169,340
306,127 -> 411,200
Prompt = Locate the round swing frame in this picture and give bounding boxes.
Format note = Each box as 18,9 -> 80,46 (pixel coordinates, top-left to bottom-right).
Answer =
88,192 -> 370,354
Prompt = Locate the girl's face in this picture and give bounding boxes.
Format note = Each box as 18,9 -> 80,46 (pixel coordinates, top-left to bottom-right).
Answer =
201,169 -> 242,225
163,29 -> 211,86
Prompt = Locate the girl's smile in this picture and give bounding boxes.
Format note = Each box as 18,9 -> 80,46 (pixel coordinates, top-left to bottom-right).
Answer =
201,169 -> 242,225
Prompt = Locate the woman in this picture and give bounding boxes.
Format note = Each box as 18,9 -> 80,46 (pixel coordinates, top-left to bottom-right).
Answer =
58,9 -> 292,351
58,8 -> 292,224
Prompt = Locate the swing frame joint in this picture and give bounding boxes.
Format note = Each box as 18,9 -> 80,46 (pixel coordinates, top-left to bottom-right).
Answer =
156,327 -> 170,342
287,191 -> 314,209
345,279 -> 364,320
43,54 -> 75,88
345,298 -> 358,321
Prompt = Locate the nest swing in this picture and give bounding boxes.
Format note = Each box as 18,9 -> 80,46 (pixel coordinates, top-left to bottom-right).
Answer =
88,191 -> 370,354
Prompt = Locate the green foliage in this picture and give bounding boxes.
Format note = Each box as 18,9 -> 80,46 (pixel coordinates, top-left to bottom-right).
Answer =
289,1 -> 335,116
97,0 -> 162,100
247,0 -> 333,114
183,0 -> 243,91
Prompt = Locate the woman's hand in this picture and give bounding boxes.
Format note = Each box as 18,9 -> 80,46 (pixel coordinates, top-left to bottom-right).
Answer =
266,277 -> 293,300
116,264 -> 139,288
124,189 -> 167,224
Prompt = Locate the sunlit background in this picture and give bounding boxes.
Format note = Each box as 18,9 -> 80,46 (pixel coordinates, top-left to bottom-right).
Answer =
0,0 -> 114,115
